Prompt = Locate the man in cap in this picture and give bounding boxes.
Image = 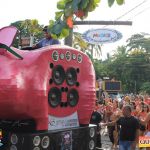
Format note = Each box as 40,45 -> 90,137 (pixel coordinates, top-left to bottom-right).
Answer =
33,26 -> 60,49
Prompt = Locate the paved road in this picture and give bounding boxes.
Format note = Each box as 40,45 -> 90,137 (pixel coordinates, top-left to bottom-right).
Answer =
95,127 -> 113,150
101,131 -> 113,150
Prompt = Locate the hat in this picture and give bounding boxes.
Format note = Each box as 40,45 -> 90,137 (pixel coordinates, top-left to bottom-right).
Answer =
43,26 -> 48,32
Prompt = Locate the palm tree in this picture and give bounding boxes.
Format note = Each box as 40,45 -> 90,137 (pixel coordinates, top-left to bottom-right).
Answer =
73,32 -> 102,60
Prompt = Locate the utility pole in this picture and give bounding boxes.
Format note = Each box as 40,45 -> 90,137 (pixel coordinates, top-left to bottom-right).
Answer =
64,20 -> 132,46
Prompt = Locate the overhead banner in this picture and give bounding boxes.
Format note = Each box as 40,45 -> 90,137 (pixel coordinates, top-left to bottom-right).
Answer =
82,28 -> 122,45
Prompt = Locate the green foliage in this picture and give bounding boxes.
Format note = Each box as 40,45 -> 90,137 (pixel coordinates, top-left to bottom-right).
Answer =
57,0 -> 66,10
116,0 -> 124,5
92,33 -> 150,94
108,0 -> 115,7
10,20 -> 44,48
108,0 -> 124,7
127,33 -> 150,53
55,11 -> 64,20
93,59 -> 108,79
80,0 -> 89,9
140,82 -> 150,94
49,0 -> 124,39
73,32 -> 101,59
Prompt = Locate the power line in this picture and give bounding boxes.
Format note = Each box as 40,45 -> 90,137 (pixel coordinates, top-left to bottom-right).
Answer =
127,6 -> 150,21
103,0 -> 148,28
116,0 -> 148,21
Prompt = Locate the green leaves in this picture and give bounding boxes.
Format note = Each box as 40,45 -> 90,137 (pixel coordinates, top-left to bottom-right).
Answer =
49,19 -> 69,39
72,0 -> 81,12
108,0 -> 124,7
61,28 -> 70,37
116,0 -> 124,5
49,20 -> 55,28
55,11 -> 64,20
64,8 -> 72,17
140,82 -> 150,94
94,0 -> 100,4
80,0 -> 89,9
53,24 -> 63,34
50,0 -> 124,39
57,0 -> 66,10
108,0 -> 115,7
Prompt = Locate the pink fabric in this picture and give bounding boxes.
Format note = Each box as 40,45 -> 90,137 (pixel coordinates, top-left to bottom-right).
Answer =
0,26 -> 17,46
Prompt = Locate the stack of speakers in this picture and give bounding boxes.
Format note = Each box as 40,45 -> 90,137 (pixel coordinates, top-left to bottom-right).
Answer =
48,63 -> 80,108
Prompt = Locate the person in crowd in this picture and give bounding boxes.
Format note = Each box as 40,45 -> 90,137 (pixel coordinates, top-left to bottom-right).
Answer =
107,100 -> 121,149
137,103 -> 149,136
90,101 -> 103,149
130,101 -> 138,117
101,105 -> 140,150
140,112 -> 150,150
124,96 -> 131,105
139,110 -> 150,134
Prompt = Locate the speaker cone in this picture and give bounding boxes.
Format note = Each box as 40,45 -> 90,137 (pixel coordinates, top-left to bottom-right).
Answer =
52,65 -> 65,85
67,89 -> 79,107
66,67 -> 77,86
48,87 -> 61,107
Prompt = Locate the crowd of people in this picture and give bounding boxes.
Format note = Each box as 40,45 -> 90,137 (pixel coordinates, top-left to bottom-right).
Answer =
90,94 -> 150,150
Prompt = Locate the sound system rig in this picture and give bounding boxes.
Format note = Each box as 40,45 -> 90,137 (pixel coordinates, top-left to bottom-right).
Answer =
0,26 -> 97,150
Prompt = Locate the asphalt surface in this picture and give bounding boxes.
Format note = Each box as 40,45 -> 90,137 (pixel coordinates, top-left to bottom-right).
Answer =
100,127 -> 113,150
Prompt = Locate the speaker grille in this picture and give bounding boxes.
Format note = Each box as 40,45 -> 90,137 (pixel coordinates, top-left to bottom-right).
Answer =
67,89 -> 79,107
52,65 -> 65,85
48,87 -> 61,108
66,67 -> 77,86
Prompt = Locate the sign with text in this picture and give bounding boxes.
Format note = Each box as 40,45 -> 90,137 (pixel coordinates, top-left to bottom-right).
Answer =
48,112 -> 79,130
139,136 -> 150,148
82,28 -> 122,44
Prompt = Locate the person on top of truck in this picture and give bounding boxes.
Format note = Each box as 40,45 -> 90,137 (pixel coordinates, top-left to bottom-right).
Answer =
32,26 -> 60,49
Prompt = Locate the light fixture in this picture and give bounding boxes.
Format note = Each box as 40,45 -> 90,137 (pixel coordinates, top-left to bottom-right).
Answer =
10,134 -> 18,145
66,51 -> 71,61
77,54 -> 82,63
52,50 -> 59,61
41,136 -> 50,149
33,136 -> 41,147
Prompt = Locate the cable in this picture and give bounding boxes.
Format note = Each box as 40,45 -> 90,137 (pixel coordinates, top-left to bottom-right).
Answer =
127,6 -> 150,21
116,0 -> 148,21
103,0 -> 148,28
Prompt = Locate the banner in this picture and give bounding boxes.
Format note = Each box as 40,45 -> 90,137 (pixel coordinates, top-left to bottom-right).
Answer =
82,28 -> 122,45
48,112 -> 79,130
